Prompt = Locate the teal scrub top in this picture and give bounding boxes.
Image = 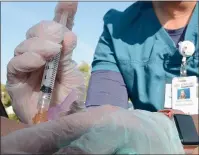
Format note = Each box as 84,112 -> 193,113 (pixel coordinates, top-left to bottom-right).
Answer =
92,1 -> 199,111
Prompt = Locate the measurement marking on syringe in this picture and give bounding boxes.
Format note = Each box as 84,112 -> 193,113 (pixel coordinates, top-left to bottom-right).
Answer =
33,3 -> 76,124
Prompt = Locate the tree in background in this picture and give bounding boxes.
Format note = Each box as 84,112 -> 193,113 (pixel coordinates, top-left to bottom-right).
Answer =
78,61 -> 90,73
1,83 -> 19,120
78,61 -> 91,90
1,84 -> 11,107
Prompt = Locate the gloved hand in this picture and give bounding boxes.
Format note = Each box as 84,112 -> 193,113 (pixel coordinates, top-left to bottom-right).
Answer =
6,20 -> 85,124
64,109 -> 185,154
1,105 -> 120,154
1,105 -> 185,154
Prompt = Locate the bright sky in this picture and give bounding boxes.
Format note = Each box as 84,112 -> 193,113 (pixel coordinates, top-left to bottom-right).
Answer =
1,2 -> 133,84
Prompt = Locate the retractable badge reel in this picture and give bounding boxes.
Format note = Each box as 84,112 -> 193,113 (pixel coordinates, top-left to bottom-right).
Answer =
171,41 -> 198,115
178,41 -> 195,76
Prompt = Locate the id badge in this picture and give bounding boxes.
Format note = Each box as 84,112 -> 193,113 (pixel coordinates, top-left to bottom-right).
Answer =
172,76 -> 198,115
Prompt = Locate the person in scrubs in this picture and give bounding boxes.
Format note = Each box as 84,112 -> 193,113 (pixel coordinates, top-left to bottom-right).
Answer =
2,1 -> 198,153
5,1 -> 198,123
85,1 -> 199,111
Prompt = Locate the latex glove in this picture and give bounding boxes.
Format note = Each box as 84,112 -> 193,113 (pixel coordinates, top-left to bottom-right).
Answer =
1,105 -> 184,154
64,109 -> 184,154
6,20 -> 85,124
1,105 -> 120,154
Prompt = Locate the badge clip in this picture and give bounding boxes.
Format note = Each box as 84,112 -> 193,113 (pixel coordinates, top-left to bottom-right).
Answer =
178,41 -> 195,77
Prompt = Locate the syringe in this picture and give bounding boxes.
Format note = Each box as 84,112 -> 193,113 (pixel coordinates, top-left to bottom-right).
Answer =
33,2 -> 78,124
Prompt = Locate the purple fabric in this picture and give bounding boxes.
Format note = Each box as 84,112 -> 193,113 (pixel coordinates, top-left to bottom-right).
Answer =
165,26 -> 186,46
85,70 -> 129,109
48,90 -> 78,120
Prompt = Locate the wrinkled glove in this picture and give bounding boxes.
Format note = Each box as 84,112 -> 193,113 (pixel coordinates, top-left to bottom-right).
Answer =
1,105 -> 119,154
64,109 -> 185,154
1,105 -> 185,154
6,20 -> 85,124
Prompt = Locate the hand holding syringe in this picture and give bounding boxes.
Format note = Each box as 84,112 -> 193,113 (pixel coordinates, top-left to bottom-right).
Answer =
33,2 -> 78,124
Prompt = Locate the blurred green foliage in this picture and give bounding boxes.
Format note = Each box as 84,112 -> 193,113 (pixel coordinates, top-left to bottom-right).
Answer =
78,61 -> 90,73
1,84 -> 11,107
78,62 -> 91,100
8,113 -> 19,121
78,61 -> 91,89
1,83 -> 20,121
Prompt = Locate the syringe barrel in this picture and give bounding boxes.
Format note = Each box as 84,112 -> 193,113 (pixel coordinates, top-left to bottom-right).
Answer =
34,2 -> 77,124
37,92 -> 51,111
38,51 -> 61,110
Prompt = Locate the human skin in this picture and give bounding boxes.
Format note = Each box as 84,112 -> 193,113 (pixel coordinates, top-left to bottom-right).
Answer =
180,90 -> 186,99
152,1 -> 197,30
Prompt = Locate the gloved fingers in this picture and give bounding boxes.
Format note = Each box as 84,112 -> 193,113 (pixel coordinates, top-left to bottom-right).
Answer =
66,110 -> 140,154
14,37 -> 62,58
54,1 -> 78,30
26,19 -> 78,76
7,38 -> 61,85
61,30 -> 77,55
56,31 -> 77,73
67,123 -> 123,154
50,72 -> 85,107
26,20 -> 68,43
53,119 -> 134,154
7,52 -> 44,85
26,20 -> 77,57
50,68 -> 86,109
26,20 -> 77,73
